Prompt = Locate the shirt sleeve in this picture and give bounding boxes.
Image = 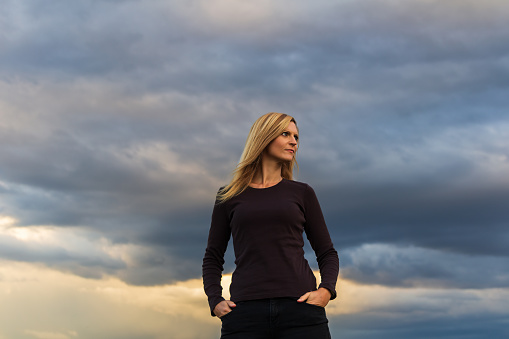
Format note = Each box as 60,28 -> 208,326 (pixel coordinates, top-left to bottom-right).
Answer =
303,184 -> 339,300
202,195 -> 231,316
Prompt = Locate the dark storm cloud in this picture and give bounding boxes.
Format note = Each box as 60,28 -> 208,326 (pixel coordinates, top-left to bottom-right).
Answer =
339,244 -> 509,288
330,311 -> 509,339
4,0 -> 508,99
314,176 -> 509,256
1,0 -> 509,299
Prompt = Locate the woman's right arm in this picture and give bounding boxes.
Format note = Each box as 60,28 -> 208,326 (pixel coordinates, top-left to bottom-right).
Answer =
202,198 -> 232,316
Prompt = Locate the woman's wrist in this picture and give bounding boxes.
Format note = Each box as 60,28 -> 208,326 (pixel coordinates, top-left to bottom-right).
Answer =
318,287 -> 331,297
319,287 -> 336,300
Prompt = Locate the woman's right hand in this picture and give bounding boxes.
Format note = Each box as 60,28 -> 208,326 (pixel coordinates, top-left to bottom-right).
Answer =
213,300 -> 237,318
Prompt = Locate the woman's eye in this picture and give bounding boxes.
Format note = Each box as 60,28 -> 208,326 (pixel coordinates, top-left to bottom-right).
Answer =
282,132 -> 288,136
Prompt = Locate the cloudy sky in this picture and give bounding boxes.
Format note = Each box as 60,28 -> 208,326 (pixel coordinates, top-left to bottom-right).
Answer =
1,0 -> 509,338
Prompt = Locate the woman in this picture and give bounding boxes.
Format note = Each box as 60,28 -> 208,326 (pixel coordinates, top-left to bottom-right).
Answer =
202,112 -> 339,339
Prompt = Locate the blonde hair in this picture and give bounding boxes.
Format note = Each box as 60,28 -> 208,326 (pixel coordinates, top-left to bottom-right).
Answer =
217,112 -> 298,202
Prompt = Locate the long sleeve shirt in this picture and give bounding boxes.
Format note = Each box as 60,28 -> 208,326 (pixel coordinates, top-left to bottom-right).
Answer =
202,178 -> 339,315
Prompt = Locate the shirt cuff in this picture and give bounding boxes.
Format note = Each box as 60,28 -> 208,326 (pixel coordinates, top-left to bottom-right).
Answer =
319,283 -> 337,300
209,296 -> 226,317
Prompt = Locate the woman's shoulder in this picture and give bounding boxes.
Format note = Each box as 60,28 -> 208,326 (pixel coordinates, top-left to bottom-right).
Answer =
283,178 -> 313,192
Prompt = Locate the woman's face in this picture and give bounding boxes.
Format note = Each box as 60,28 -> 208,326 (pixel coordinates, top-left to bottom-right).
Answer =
264,121 -> 299,163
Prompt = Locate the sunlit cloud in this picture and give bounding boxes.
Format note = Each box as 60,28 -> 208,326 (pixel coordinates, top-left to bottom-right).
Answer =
1,262 -> 508,338
332,278 -> 509,317
0,261 -> 217,339
24,330 -> 78,339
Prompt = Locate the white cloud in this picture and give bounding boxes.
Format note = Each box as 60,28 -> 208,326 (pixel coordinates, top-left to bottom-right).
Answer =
0,214 -> 131,277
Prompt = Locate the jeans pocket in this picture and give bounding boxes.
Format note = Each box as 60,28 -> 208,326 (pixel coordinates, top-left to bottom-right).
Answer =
304,302 -> 325,309
219,309 -> 235,321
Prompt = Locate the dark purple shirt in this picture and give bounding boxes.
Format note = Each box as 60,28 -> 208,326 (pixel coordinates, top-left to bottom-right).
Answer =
202,179 -> 339,315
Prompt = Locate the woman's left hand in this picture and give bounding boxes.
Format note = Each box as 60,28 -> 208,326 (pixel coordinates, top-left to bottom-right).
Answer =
297,287 -> 331,307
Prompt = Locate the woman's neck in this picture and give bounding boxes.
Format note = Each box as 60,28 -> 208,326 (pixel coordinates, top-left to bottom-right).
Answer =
250,156 -> 283,188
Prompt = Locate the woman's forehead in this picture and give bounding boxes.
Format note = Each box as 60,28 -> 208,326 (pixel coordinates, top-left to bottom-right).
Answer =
287,121 -> 299,133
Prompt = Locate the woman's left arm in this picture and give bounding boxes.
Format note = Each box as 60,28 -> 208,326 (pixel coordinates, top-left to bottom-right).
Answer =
302,184 -> 340,303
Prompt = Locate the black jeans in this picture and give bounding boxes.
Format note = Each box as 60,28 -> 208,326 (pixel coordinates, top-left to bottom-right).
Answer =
220,297 -> 331,339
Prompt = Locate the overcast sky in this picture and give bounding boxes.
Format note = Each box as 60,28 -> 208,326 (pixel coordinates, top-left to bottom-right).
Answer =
1,0 -> 509,338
